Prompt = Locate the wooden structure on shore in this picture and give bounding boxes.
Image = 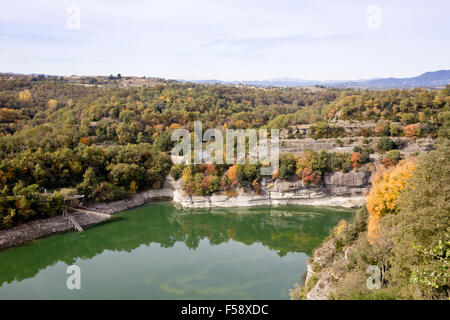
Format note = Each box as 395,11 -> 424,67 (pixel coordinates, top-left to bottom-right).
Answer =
63,194 -> 85,208
62,209 -> 83,232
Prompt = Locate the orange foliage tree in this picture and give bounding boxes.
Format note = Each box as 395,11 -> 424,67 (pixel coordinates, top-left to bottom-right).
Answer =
301,167 -> 322,186
79,137 -> 90,146
168,123 -> 181,130
366,160 -> 416,244
296,151 -> 314,172
227,165 -> 239,187
350,152 -> 362,168
403,123 -> 421,139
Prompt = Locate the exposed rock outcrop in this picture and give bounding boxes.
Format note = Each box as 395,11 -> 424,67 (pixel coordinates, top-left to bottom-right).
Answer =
304,239 -> 339,300
174,170 -> 370,209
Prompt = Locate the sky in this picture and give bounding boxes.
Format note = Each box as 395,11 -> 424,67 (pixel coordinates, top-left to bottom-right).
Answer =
0,0 -> 449,81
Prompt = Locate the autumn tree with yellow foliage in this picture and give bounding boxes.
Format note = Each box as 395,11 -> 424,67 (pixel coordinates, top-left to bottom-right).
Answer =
366,160 -> 416,244
18,89 -> 32,102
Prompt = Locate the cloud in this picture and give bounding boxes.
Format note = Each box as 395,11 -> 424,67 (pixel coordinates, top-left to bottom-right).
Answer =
203,33 -> 368,51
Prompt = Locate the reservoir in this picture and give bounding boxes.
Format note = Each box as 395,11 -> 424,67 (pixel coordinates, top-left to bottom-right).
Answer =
0,202 -> 353,299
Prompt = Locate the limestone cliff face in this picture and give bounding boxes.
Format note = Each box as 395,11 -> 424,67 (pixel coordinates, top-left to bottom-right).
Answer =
304,239 -> 339,300
324,170 -> 371,197
174,170 -> 371,209
82,169 -> 371,213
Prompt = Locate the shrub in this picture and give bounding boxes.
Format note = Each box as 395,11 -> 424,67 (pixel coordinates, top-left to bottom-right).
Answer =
360,150 -> 371,164
387,150 -> 402,162
353,146 -> 363,153
376,137 -> 396,153
91,182 -> 129,202
403,123 -> 421,139
209,175 -> 220,194
350,152 -> 362,168
310,122 -> 345,139
170,164 -> 184,180
301,167 -> 322,185
279,154 -> 298,179
399,113 -> 417,125
389,123 -> 402,136
220,174 -> 231,190
227,165 -> 239,187
375,120 -> 390,136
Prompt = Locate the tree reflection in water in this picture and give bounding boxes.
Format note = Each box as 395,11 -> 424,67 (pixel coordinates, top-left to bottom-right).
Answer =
0,203 -> 354,288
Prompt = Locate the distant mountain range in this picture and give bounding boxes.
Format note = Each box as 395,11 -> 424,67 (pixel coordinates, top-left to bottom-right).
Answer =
182,70 -> 450,89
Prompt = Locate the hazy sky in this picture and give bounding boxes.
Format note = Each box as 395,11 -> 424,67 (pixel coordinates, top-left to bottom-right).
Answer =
1,0 -> 449,81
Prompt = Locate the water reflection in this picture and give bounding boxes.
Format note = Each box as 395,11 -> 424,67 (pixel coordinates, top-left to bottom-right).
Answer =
0,203 -> 353,297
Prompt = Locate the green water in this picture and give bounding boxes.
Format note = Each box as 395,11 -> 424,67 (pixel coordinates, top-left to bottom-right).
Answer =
0,202 -> 353,299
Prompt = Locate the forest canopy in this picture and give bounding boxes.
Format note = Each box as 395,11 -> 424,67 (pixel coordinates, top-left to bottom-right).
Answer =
0,75 -> 449,229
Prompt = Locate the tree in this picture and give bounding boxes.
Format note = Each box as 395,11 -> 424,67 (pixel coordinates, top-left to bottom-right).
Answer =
279,154 -> 298,179
296,151 -> 314,173
209,175 -> 220,194
227,165 -> 239,187
18,89 -> 32,102
116,123 -> 137,144
376,137 -> 396,153
130,180 -> 138,194
47,99 -> 58,110
390,140 -> 450,298
79,137 -> 90,146
366,160 -> 416,244
301,167 -> 321,186
404,123 -> 421,139
33,164 -> 46,185
350,152 -> 362,168
77,167 -> 97,198
108,163 -> 144,188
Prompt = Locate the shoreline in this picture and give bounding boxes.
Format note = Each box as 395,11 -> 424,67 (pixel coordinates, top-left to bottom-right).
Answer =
0,177 -> 366,251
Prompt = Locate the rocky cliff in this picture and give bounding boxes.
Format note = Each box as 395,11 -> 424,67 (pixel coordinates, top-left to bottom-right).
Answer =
173,170 -> 370,209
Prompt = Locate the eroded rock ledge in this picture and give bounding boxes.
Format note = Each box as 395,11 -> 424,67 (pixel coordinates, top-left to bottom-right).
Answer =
173,170 -> 370,209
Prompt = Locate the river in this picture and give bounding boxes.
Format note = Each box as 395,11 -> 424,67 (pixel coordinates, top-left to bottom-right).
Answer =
0,202 -> 353,299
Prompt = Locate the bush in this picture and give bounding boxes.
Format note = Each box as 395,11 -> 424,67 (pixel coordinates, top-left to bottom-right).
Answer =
360,150 -> 371,164
91,182 -> 129,202
310,122 -> 345,139
301,167 -> 322,185
387,150 -> 402,162
169,164 -> 184,180
353,207 -> 369,233
279,154 -> 298,179
353,146 -> 363,153
403,123 -> 421,139
209,175 -> 220,194
376,137 -> 396,152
